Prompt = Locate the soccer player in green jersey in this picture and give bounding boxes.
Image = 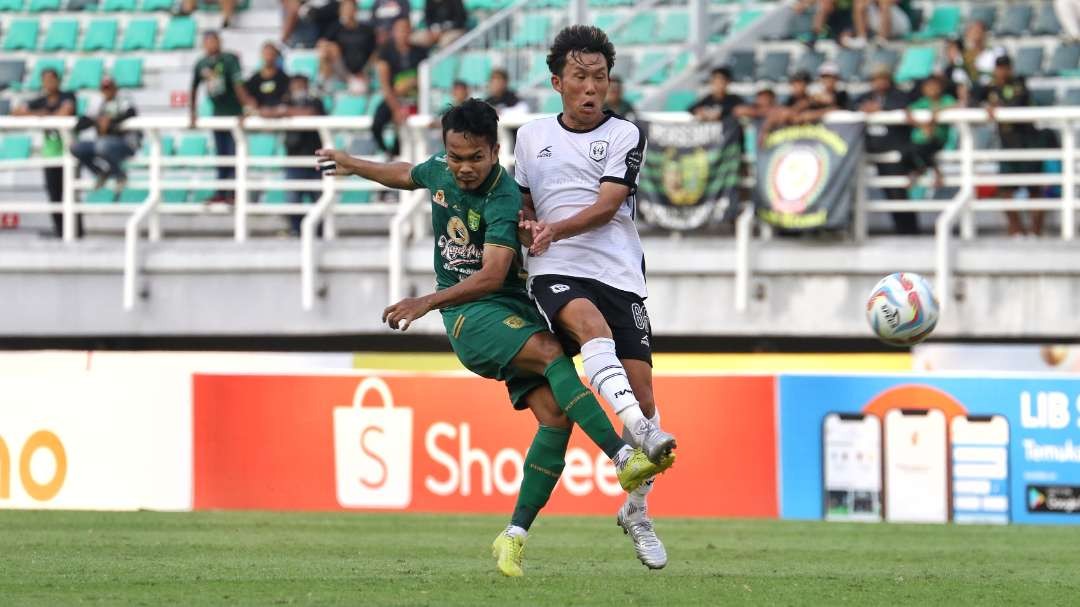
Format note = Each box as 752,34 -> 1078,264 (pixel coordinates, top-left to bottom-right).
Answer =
315,99 -> 673,578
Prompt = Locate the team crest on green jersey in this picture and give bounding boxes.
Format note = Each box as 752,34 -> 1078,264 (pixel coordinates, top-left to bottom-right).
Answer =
467,209 -> 481,232
503,315 -> 526,329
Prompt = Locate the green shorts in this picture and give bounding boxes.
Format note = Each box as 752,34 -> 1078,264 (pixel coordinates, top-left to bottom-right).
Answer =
442,293 -> 548,410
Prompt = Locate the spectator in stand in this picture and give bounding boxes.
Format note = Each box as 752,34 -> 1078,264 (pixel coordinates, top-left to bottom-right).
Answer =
178,0 -> 238,29
759,71 -> 814,138
962,20 -> 1005,87
484,69 -> 530,117
282,0 -> 341,46
449,80 -> 469,108
940,37 -> 972,106
750,88 -> 779,119
314,44 -> 350,96
245,42 -> 291,115
372,17 -> 428,155
190,30 -> 250,203
856,65 -> 919,234
1056,0 -> 1080,41
814,62 -> 850,110
372,0 -> 410,44
261,74 -> 326,235
71,76 -> 139,195
419,0 -> 468,48
850,0 -> 912,45
977,55 -> 1044,237
318,0 -> 377,93
604,76 -> 638,122
906,74 -> 956,188
794,0 -> 854,45
689,67 -> 747,121
12,68 -> 82,238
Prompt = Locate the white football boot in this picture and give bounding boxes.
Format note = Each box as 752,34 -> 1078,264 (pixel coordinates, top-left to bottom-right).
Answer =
617,498 -> 668,570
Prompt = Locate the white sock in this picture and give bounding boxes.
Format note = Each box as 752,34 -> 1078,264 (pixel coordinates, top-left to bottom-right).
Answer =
581,337 -> 648,433
624,409 -> 660,510
506,525 -> 527,539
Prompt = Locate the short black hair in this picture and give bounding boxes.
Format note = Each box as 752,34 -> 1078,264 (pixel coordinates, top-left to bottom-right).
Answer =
451,80 -> 468,89
291,73 -> 310,83
547,25 -> 615,77
40,68 -> 60,81
790,70 -> 812,83
756,88 -> 776,100
490,68 -> 508,81
711,66 -> 733,80
441,98 -> 500,147
995,54 -> 1013,67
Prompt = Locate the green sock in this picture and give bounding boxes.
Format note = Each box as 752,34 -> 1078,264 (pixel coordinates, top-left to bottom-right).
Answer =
511,425 -> 570,531
543,356 -> 627,459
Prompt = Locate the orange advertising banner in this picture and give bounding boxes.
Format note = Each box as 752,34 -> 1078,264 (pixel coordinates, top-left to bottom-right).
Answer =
193,373 -> 778,517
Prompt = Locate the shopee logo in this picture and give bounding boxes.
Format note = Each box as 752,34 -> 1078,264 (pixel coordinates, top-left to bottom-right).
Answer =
334,378 -> 412,508
0,430 -> 67,502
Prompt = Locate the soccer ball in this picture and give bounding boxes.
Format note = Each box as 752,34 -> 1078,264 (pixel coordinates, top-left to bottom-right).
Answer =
865,272 -> 939,346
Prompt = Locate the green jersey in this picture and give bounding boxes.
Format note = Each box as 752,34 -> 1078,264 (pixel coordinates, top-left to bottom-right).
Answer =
193,53 -> 243,116
409,154 -> 527,297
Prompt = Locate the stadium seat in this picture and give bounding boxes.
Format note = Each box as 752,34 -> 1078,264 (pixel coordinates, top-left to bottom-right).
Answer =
160,17 -> 196,50
659,11 -> 690,44
0,134 -> 32,159
794,49 -> 825,76
541,93 -> 561,113
995,4 -> 1032,37
102,0 -> 136,9
177,134 -> 209,156
141,0 -> 173,9
365,93 -> 382,116
247,134 -> 279,157
261,190 -> 287,204
113,57 -> 143,88
664,88 -> 697,112
163,190 -> 188,203
1032,3 -> 1062,35
0,0 -> 23,10
83,188 -> 117,203
1014,46 -> 1044,79
0,60 -> 25,90
1046,44 -> 1080,76
430,56 -> 458,89
27,0 -> 60,11
512,13 -> 549,47
1030,87 -> 1056,106
1065,88 -> 1080,106
288,55 -> 318,81
67,0 -> 100,10
76,95 -> 87,115
634,51 -> 667,84
340,190 -> 371,203
731,9 -> 762,34
122,19 -> 158,51
968,5 -> 996,30
458,54 -> 492,87
912,5 -> 961,40
785,7 -> 815,42
3,20 -> 39,51
347,135 -> 377,156
862,47 -> 899,79
82,19 -> 118,51
620,12 -> 658,45
42,20 -> 79,52
756,51 -> 790,82
119,189 -> 149,204
895,46 -> 937,82
331,94 -> 367,115
726,49 -> 756,81
67,58 -> 104,90
836,47 -> 863,78
26,58 -> 66,91
140,135 -> 175,156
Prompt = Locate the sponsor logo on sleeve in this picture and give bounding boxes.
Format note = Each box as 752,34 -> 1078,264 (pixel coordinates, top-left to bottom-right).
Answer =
537,146 -> 553,159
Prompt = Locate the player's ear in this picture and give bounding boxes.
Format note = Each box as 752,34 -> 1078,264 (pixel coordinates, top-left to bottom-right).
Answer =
491,142 -> 501,159
551,74 -> 562,94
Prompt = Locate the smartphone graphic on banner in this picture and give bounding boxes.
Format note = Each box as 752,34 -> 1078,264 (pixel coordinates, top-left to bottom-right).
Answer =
951,415 -> 1009,524
884,409 -> 949,523
823,413 -> 882,521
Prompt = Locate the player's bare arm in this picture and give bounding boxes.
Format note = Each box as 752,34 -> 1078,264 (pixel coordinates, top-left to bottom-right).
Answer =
382,244 -> 514,331
529,181 -> 629,256
314,148 -> 417,190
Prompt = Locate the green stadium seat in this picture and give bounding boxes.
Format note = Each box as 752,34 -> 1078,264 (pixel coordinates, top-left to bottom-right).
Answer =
458,54 -> 492,87
430,56 -> 458,89
119,189 -> 149,204
731,9 -> 762,34
862,46 -> 899,79
140,0 -> 172,9
512,13 -> 549,47
783,7 -> 815,41
0,134 -> 32,159
113,57 -> 143,88
912,5 -> 961,40
160,16 -> 196,50
247,134 -> 279,157
1013,46 -> 1044,79
26,58 -> 66,91
340,190 -> 370,203
42,20 -> 79,52
634,51 -> 667,84
103,0 -> 136,9
27,0 -> 60,11
664,89 -> 697,112
82,19 -> 118,51
261,190 -> 287,204
366,93 -> 382,116
995,4 -> 1032,37
541,93 -> 561,113
332,94 -> 367,115
0,0 -> 23,10
968,5 -> 996,30
619,12 -> 657,45
1030,87 -> 1056,106
163,190 -> 188,203
0,60 -> 25,90
895,46 -> 937,82
177,134 -> 209,156
198,97 -> 214,116
658,11 -> 690,43
140,135 -> 175,156
84,188 -> 117,203
3,20 -> 39,51
67,58 -> 104,90
1047,44 -> 1080,76
122,19 -> 158,50
288,55 -> 318,81
794,49 -> 825,76
1033,3 -> 1062,35
756,51 -> 791,82
76,95 -> 87,115
594,13 -> 617,36
726,50 -> 756,82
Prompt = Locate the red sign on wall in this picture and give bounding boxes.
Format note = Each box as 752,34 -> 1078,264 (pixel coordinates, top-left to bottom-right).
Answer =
193,373 -> 778,517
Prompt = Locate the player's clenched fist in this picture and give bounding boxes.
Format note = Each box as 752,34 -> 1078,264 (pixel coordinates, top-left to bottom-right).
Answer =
315,148 -> 351,177
382,296 -> 433,331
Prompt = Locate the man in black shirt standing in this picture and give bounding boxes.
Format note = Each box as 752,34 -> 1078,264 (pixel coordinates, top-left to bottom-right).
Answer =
419,0 -> 468,47
263,74 -> 326,235
12,68 -> 82,238
245,42 -> 291,113
372,17 -> 428,155
856,65 -> 918,234
319,0 -> 377,89
689,67 -> 746,121
484,68 -> 529,116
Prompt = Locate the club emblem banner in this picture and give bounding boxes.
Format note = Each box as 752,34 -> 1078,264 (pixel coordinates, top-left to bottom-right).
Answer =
754,123 -> 864,230
637,119 -> 744,230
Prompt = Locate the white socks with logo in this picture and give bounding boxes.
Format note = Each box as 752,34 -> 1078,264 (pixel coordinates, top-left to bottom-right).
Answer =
580,337 -> 648,433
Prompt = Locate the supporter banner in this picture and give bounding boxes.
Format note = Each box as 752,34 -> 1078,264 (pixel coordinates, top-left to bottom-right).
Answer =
753,123 -> 864,230
193,373 -> 778,517
0,372 -> 191,510
637,119 -> 743,230
778,375 -> 1080,525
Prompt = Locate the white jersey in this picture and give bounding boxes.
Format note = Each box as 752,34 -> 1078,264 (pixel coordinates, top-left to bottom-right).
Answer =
514,112 -> 648,297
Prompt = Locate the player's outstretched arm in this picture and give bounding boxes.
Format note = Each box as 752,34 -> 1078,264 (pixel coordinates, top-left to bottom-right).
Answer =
314,148 -> 418,190
383,244 -> 515,330
529,182 -> 629,255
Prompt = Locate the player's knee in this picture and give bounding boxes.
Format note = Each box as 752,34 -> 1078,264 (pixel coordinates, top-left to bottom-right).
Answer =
532,332 -> 565,366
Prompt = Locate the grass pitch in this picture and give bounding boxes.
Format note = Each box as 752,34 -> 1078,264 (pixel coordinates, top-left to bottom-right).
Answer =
2,511 -> 1079,605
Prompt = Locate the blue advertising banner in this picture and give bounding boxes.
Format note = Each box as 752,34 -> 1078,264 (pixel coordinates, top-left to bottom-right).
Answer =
779,374 -> 1080,525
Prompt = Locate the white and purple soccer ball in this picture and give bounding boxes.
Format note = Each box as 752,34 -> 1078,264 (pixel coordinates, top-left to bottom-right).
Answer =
865,272 -> 939,346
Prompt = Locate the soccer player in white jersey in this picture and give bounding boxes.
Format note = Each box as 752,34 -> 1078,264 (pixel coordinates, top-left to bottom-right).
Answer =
514,25 -> 676,570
